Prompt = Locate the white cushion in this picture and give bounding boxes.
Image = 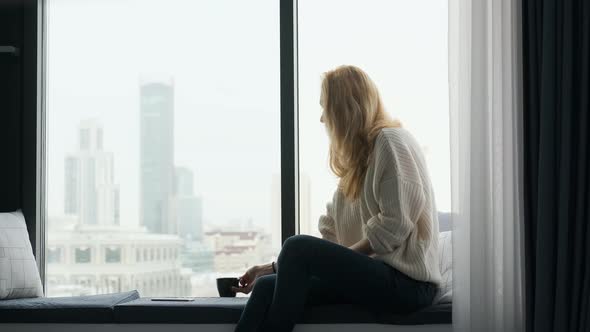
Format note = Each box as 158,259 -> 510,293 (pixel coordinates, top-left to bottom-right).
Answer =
434,231 -> 452,303
0,210 -> 43,299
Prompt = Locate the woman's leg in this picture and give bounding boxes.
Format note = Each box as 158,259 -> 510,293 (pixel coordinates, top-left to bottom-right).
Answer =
237,234 -> 436,332
235,274 -> 346,332
260,235 -> 435,332
259,234 -> 408,332
234,274 -> 276,332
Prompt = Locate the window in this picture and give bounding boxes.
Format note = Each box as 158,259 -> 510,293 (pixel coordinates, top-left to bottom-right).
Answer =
75,248 -> 91,263
46,0 -> 280,297
47,247 -> 62,264
43,0 -> 448,299
297,0 -> 450,236
105,247 -> 122,263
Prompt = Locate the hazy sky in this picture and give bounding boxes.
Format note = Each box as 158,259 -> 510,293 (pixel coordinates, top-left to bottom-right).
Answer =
46,0 -> 449,234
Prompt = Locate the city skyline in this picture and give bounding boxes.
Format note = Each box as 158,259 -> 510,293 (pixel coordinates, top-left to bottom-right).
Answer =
48,119 -> 277,297
52,83 -> 448,235
58,114 -> 271,234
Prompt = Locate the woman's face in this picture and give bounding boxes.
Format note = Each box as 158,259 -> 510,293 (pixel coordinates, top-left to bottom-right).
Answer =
320,102 -> 331,138
319,92 -> 326,124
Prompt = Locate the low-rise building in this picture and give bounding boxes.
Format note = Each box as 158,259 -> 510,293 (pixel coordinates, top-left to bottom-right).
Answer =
204,230 -> 273,273
47,220 -> 192,297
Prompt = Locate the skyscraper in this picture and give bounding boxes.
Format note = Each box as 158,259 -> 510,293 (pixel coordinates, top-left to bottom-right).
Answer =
64,120 -> 120,226
174,167 -> 194,196
140,80 -> 175,234
173,167 -> 203,241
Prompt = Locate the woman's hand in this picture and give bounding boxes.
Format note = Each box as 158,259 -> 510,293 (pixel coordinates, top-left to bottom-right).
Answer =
349,238 -> 375,256
232,263 -> 274,294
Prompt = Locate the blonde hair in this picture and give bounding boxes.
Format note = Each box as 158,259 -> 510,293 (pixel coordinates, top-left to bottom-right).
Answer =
321,65 -> 401,200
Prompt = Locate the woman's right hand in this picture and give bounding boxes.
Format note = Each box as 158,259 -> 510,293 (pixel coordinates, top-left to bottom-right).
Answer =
232,263 -> 274,294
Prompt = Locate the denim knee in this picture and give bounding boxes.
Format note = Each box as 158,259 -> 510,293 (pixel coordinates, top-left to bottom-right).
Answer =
283,234 -> 316,250
278,234 -> 316,266
252,274 -> 276,296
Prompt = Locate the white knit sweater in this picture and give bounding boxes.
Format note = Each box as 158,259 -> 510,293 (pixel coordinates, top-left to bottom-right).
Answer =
318,127 -> 441,285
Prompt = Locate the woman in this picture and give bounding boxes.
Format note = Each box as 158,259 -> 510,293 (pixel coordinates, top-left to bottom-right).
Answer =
233,65 -> 441,332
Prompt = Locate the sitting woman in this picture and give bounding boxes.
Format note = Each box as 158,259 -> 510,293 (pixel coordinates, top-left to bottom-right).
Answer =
233,65 -> 441,332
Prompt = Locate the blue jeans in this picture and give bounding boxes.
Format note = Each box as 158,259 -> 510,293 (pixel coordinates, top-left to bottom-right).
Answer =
234,235 -> 437,332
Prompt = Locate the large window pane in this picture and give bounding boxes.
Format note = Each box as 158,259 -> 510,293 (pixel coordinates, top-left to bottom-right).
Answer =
46,0 -> 280,297
298,0 -> 450,236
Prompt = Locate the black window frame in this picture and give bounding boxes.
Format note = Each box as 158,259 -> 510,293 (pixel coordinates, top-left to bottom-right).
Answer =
25,0 -> 301,291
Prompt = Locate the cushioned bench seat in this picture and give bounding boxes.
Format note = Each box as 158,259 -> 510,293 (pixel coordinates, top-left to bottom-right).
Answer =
114,297 -> 248,324
0,291 -> 140,323
0,293 -> 451,325
113,297 -> 452,325
378,303 -> 452,325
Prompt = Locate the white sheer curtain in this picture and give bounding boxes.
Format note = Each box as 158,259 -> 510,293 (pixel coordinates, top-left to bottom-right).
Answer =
448,0 -> 525,331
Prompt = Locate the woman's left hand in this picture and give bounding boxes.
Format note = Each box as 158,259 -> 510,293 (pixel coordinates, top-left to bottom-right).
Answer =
232,263 -> 273,294
349,238 -> 375,256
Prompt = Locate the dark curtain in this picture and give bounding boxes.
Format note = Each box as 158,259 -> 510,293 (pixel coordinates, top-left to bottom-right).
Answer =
0,0 -> 39,251
0,3 -> 23,212
522,0 -> 590,331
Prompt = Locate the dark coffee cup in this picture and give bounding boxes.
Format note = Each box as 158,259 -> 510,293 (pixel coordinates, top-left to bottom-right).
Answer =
216,277 -> 239,297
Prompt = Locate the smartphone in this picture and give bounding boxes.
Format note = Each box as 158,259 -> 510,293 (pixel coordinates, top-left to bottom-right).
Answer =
150,297 -> 195,302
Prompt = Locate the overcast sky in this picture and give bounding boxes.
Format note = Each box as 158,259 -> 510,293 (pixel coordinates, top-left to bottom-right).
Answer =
46,0 -> 449,234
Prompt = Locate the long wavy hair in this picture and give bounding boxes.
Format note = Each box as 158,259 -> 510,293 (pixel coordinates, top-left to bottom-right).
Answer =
321,65 -> 401,200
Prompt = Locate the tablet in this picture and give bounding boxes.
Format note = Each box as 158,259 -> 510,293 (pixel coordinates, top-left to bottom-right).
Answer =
150,297 -> 195,302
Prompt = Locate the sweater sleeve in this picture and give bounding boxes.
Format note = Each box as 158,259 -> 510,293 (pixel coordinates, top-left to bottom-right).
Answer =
318,201 -> 338,243
364,176 -> 425,255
